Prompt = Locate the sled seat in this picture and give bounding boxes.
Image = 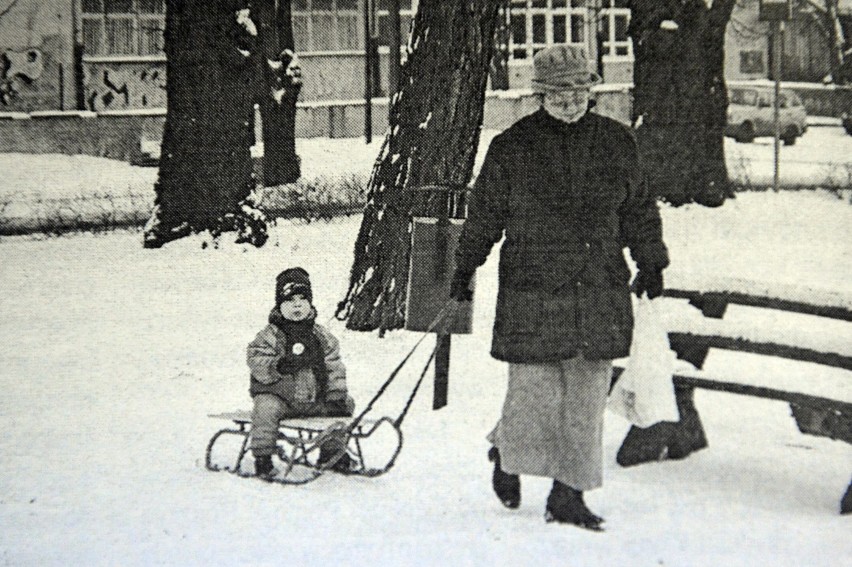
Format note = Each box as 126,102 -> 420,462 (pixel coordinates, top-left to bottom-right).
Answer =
205,410 -> 403,485
613,279 -> 852,514
208,410 -> 387,435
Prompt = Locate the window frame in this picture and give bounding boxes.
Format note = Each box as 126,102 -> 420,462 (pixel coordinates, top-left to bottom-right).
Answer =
507,0 -> 589,62
600,0 -> 632,61
293,0 -> 404,55
80,0 -> 166,60
373,0 -> 417,54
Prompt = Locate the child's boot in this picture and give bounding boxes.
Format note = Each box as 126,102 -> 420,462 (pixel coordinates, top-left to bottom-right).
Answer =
254,454 -> 277,478
317,433 -> 354,473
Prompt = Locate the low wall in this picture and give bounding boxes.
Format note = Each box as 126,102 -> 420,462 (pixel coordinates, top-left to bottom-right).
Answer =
728,80 -> 852,117
789,84 -> 852,117
6,81 -> 845,163
0,85 -> 634,161
0,110 -> 165,161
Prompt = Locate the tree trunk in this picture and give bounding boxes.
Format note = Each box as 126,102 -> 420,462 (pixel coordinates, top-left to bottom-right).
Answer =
823,0 -> 844,83
144,0 -> 267,248
629,0 -> 736,207
336,0 -> 502,333
255,0 -> 302,187
490,0 -> 511,90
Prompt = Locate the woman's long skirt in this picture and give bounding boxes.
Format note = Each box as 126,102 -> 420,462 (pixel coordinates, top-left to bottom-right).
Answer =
488,355 -> 613,490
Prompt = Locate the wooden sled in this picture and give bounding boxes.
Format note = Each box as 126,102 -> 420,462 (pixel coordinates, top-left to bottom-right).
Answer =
205,410 -> 404,485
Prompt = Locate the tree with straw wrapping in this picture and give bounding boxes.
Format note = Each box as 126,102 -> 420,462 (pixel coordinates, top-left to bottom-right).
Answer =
336,0 -> 504,333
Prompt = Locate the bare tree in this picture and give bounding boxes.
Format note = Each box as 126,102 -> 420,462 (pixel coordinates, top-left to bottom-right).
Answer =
800,0 -> 847,83
731,0 -> 848,83
336,0 -> 503,332
144,0 -> 267,248
254,0 -> 302,186
629,0 -> 738,207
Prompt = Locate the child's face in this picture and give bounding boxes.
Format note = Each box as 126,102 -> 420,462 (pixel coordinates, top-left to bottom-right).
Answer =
279,294 -> 311,321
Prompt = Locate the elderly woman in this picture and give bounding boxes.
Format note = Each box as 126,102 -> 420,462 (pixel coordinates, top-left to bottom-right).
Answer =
450,45 -> 669,531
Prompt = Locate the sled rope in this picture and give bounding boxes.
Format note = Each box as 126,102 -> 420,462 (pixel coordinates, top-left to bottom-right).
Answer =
394,344 -> 438,428
345,301 -> 454,433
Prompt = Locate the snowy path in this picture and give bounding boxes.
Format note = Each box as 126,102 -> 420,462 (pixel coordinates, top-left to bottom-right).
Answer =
0,191 -> 850,566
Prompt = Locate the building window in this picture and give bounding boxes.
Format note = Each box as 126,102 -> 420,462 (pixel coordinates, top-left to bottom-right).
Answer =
81,0 -> 165,57
739,50 -> 765,74
374,0 -> 416,50
600,0 -> 631,58
508,0 -> 588,61
293,0 -> 362,52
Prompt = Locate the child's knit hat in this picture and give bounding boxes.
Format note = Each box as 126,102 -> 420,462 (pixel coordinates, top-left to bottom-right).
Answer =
276,267 -> 313,305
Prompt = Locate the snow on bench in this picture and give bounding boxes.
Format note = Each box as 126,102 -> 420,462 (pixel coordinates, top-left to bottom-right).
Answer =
664,273 -> 852,320
659,299 -> 852,407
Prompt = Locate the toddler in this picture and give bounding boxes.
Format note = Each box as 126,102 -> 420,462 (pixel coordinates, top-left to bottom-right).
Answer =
247,267 -> 354,477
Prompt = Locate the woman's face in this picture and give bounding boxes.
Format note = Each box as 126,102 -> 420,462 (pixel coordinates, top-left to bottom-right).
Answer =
542,88 -> 590,123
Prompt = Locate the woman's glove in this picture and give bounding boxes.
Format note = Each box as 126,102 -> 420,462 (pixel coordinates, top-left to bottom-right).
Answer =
632,266 -> 664,299
449,269 -> 474,302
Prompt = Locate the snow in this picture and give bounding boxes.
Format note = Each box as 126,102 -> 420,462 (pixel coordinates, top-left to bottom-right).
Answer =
724,126 -> 852,188
664,299 -> 852,357
2,121 -> 851,209
1,186 -> 851,564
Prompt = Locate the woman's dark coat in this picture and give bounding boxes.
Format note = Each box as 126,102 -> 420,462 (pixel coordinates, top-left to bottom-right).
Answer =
455,108 -> 669,363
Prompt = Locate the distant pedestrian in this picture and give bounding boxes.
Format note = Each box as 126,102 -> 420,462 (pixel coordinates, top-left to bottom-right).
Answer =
450,45 -> 669,530
247,267 -> 355,477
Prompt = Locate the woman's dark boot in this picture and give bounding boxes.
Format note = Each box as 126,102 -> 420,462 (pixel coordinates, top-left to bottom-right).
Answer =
488,446 -> 520,509
545,480 -> 604,531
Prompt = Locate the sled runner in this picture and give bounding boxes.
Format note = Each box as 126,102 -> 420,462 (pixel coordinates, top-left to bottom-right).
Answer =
206,305 -> 452,485
205,411 -> 404,484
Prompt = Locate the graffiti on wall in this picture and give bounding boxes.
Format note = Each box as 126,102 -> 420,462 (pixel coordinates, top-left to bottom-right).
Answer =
0,47 -> 43,104
83,63 -> 167,111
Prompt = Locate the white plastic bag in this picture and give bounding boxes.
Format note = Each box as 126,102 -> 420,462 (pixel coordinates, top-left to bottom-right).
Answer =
608,296 -> 680,428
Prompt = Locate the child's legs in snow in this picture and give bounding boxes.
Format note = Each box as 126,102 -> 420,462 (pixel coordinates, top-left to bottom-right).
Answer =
250,394 -> 288,456
250,394 -> 356,457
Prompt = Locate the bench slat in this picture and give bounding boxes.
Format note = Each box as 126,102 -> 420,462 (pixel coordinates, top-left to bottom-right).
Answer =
664,277 -> 852,320
666,289 -> 852,322
670,332 -> 852,371
674,374 -> 852,414
611,365 -> 852,414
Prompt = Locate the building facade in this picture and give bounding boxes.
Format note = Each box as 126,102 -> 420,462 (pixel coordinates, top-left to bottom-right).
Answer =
0,0 -> 846,113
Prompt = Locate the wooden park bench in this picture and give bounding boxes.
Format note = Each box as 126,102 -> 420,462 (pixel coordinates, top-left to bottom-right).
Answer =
612,277 -> 852,514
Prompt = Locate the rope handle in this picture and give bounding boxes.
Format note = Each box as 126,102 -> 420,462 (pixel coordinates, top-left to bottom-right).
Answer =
344,300 -> 456,433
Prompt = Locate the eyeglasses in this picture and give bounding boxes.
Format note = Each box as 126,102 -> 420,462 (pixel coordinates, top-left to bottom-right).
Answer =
544,89 -> 590,102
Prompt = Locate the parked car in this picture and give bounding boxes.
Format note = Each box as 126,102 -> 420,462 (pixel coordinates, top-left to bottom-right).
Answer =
725,86 -> 808,145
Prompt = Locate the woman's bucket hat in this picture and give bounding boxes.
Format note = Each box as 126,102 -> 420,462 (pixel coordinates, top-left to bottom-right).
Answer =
531,44 -> 602,93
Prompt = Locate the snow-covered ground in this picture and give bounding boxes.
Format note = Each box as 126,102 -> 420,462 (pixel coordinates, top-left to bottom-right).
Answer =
0,188 -> 850,565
